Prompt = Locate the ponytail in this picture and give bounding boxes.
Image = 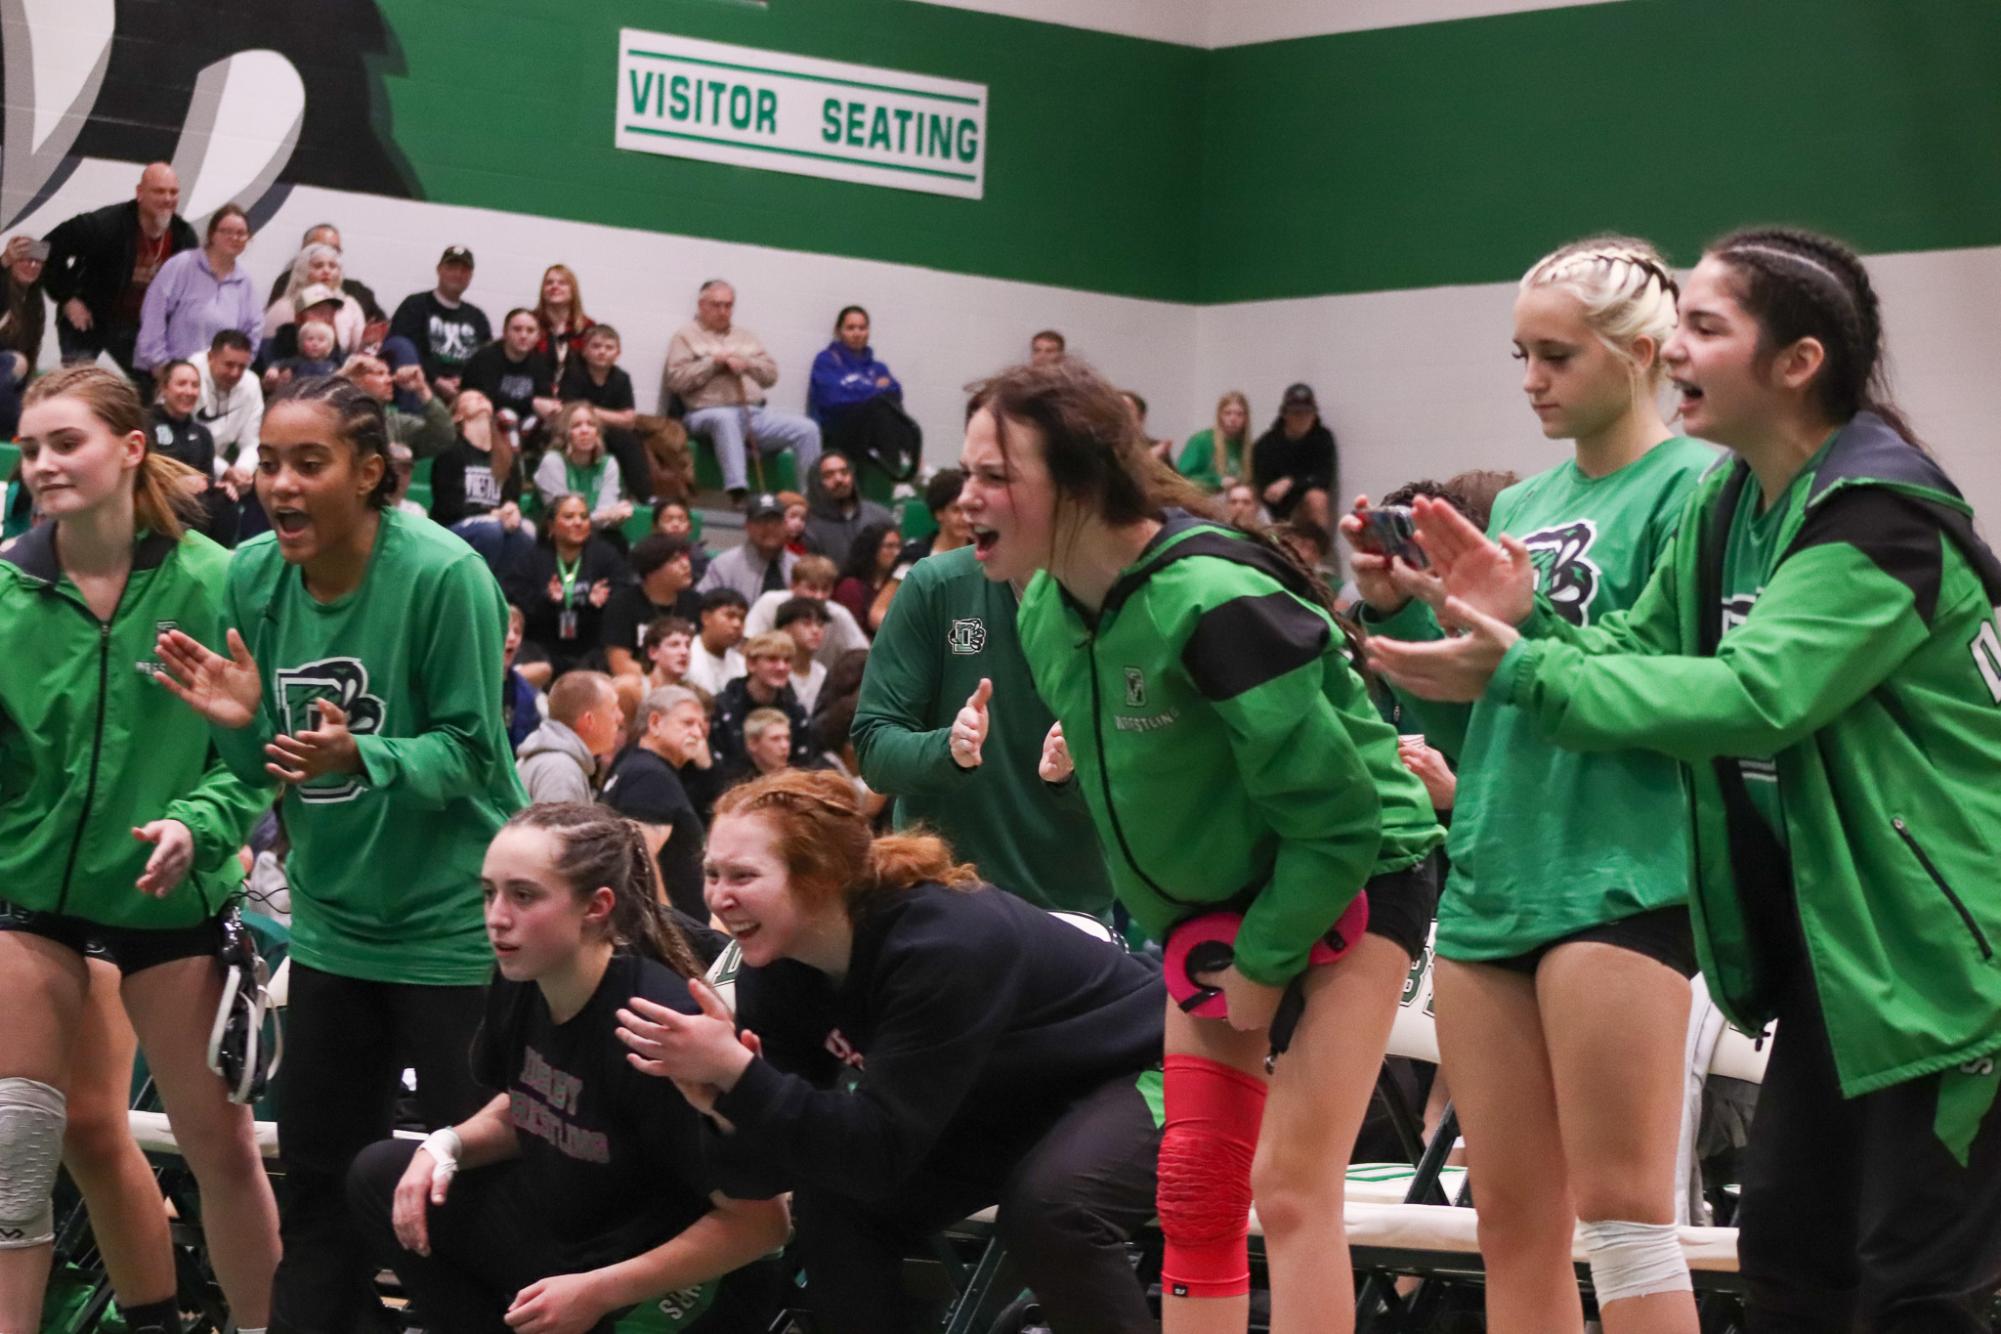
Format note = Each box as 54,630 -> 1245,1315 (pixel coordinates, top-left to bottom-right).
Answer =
502,802 -> 703,979
24,366 -> 202,541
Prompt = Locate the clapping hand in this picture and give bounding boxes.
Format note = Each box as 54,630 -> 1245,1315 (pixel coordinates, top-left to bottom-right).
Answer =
153,628 -> 262,729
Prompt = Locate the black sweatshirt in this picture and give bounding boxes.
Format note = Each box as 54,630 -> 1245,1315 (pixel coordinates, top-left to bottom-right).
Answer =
1250,419 -> 1339,519
708,883 -> 1163,1202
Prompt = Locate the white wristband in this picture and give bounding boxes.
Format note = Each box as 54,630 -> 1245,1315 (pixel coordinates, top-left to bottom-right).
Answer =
420,1127 -> 463,1177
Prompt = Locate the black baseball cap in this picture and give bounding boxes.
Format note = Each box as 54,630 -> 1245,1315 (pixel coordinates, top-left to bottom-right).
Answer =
1281,382 -> 1317,410
439,245 -> 474,267
745,492 -> 785,520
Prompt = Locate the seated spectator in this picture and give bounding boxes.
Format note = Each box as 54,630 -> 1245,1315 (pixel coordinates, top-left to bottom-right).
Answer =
432,389 -> 532,580
696,492 -> 796,601
772,597 -> 829,712
342,352 -> 454,458
664,279 -> 820,500
1119,388 -> 1175,465
1251,380 -> 1337,529
531,264 -> 594,381
262,243 -> 365,358
615,770 -> 1162,1334
600,686 -> 713,919
43,162 -> 195,381
507,495 -> 627,673
651,498 -> 711,580
1222,478 -> 1265,529
463,308 -> 559,437
386,442 -> 428,519
806,691 -> 886,825
515,670 -> 621,803
135,204 -> 260,376
741,707 -> 795,777
195,329 -> 261,528
709,632 -> 814,778
641,615 -> 697,691
807,307 -> 919,488
1178,390 -> 1253,493
347,805 -> 788,1331
870,468 -> 970,628
534,401 -> 631,530
149,359 -> 236,544
745,554 -> 868,668
686,588 -> 748,696
832,520 -> 902,635
502,605 -> 546,752
1028,328 -> 1065,366
603,534 -> 702,679
261,285 -> 346,387
803,451 -> 892,568
390,245 -> 490,397
778,489 -> 811,554
267,315 -> 341,385
557,324 -> 651,502
263,223 -> 385,324
2,235 -> 50,368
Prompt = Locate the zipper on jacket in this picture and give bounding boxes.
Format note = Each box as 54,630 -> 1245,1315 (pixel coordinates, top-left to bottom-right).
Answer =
1892,817 -> 1993,960
56,622 -> 113,914
1084,639 -> 1196,907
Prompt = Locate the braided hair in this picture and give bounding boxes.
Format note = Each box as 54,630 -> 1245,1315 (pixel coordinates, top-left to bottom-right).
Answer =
1706,227 -> 1919,445
1519,235 -> 1680,384
267,373 -> 398,508
503,802 -> 703,979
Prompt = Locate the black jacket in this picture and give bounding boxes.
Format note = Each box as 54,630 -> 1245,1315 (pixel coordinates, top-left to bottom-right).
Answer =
709,676 -> 813,777
708,882 -> 1164,1201
1250,418 -> 1339,519
506,536 -> 629,671
147,408 -> 215,479
43,201 -> 197,329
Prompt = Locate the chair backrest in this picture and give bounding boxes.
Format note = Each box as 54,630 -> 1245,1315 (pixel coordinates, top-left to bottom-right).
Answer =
1385,936 -> 1441,1066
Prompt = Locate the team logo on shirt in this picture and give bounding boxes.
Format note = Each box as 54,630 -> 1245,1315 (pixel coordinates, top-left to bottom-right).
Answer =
133,620 -> 179,679
1521,520 -> 1604,625
946,618 -> 986,655
1123,667 -> 1146,707
274,657 -> 386,803
1720,592 -> 1761,635
1971,611 -> 2001,705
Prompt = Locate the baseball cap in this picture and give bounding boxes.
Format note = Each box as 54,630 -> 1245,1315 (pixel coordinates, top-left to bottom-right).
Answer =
439,245 -> 474,267
745,492 -> 785,520
292,283 -> 342,315
1281,382 -> 1317,410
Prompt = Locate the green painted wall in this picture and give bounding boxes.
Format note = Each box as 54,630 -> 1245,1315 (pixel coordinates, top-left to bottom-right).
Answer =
375,0 -> 1203,301
1200,0 -> 2001,302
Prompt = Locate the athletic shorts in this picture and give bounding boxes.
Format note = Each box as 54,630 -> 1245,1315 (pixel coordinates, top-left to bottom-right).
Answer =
0,896 -> 224,975
1483,905 -> 1697,980
1362,851 -> 1443,963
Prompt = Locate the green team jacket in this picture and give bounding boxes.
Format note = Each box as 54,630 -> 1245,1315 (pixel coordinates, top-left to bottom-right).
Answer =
1017,517 -> 1443,985
0,525 -> 267,928
852,545 -> 1116,916
1494,414 -> 2001,1095
212,512 -> 527,984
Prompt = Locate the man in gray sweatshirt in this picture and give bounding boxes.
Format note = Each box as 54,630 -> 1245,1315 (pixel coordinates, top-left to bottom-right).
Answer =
515,671 -> 622,803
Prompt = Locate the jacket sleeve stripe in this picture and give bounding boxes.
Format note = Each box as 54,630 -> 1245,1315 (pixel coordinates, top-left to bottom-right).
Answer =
1182,592 -> 1329,701
1793,490 -> 1944,624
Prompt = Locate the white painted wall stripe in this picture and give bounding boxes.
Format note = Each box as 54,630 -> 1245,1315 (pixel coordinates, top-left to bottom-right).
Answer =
903,0 -> 1626,48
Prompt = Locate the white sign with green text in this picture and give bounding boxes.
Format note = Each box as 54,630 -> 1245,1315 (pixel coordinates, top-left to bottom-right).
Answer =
615,31 -> 987,200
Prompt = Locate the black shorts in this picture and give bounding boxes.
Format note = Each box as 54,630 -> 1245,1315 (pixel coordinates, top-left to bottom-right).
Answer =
0,896 -> 224,975
1484,905 -> 1697,980
1362,851 -> 1443,963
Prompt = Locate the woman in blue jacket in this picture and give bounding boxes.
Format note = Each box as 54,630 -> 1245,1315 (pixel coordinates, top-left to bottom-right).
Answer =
808,307 -> 918,484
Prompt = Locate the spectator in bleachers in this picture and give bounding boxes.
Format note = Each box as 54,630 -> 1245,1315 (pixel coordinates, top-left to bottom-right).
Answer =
1120,389 -> 1175,466
773,596 -> 830,712
778,489 -> 811,555
260,286 -> 344,389
1,235 -> 50,368
1250,380 -> 1337,531
1221,479 -> 1263,529
868,468 -> 969,628
709,631 -> 813,778
148,359 -> 236,545
652,497 -> 713,580
262,244 -> 366,359
602,533 -> 702,679
531,264 -> 594,381
807,690 -> 885,824
599,687 -> 714,919
697,491 -> 796,601
463,308 -> 558,437
832,519 -> 902,635
807,307 -> 918,487
196,330 -> 261,520
687,588 -> 748,696
533,400 -> 630,531
1274,515 -> 1333,571
263,224 -> 385,324
42,162 -> 195,382
135,205 -> 259,378
803,450 -> 892,567
431,389 -> 531,582
1178,390 -> 1252,493
1028,328 -> 1065,366
509,494 -> 626,673
665,279 -> 821,499
502,605 -> 545,752
556,324 -> 651,504
516,670 -> 621,804
385,443 -> 428,519
390,245 -> 491,398
741,707 -> 795,777
745,553 -> 869,668
641,615 -> 696,691
342,352 -> 454,458
266,316 -> 341,385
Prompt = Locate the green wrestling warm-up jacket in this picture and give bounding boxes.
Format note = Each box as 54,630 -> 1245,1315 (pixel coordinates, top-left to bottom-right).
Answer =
1493,413 -> 2001,1099
1017,516 -> 1443,986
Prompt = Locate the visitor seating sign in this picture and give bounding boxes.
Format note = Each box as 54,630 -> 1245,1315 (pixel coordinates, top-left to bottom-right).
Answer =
616,30 -> 988,200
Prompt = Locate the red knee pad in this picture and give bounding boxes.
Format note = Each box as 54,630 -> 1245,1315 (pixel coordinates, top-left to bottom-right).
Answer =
1158,1054 -> 1268,1299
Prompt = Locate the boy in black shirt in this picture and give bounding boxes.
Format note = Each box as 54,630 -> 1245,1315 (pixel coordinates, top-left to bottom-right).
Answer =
462,308 -> 558,432
603,534 -> 703,679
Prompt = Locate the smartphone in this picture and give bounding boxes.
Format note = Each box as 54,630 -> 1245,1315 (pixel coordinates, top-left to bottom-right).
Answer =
1353,505 -> 1428,568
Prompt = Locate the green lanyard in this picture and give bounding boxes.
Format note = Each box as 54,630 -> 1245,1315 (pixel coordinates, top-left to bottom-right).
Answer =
556,552 -> 582,605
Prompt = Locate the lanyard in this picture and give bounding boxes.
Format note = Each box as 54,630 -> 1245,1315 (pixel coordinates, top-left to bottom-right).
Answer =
556,552 -> 582,605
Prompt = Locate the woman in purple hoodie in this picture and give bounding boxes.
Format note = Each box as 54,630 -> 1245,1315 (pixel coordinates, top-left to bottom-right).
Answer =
807,306 -> 918,483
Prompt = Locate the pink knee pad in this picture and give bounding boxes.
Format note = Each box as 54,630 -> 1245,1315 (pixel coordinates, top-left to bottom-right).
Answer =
1157,1054 -> 1268,1299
